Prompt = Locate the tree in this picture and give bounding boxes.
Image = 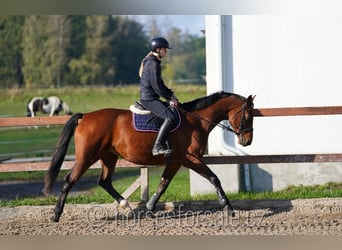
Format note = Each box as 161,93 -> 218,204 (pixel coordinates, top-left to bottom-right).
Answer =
63,16 -> 87,85
22,15 -> 72,88
69,15 -> 109,85
1,15 -> 206,88
22,15 -> 48,88
163,30 -> 206,84
166,27 -> 183,55
0,16 -> 24,88
45,15 -> 71,88
145,17 -> 162,38
109,16 -> 148,85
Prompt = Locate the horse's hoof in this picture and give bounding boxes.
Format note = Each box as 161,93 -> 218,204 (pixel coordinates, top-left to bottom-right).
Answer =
120,199 -> 129,209
51,215 -> 59,223
230,211 -> 236,217
146,202 -> 155,211
219,198 -> 227,206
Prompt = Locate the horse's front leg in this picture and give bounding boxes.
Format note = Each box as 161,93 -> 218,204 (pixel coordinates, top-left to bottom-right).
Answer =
146,162 -> 181,211
184,156 -> 235,217
50,108 -> 55,117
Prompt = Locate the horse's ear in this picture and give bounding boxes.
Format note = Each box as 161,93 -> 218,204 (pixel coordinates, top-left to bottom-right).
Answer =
247,95 -> 256,102
246,95 -> 255,108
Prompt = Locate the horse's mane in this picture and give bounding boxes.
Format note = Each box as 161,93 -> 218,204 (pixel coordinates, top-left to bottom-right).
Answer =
180,91 -> 240,112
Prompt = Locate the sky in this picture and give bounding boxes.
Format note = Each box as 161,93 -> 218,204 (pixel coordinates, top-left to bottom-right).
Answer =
128,15 -> 205,35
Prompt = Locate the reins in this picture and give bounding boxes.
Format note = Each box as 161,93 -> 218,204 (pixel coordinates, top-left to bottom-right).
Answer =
177,106 -> 241,135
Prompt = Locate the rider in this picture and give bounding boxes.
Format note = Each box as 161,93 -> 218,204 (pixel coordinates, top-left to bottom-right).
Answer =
139,37 -> 179,156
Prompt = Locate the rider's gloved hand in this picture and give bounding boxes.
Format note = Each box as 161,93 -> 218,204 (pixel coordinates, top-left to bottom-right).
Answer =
170,94 -> 179,107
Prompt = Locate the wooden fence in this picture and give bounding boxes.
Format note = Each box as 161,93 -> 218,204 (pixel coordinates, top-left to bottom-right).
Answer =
1,106 -> 342,201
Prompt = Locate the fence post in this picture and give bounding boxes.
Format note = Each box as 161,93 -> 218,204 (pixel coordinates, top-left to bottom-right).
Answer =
140,167 -> 149,202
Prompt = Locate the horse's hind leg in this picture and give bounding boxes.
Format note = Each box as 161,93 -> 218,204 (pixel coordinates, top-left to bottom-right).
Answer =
146,162 -> 181,211
53,161 -> 91,222
53,172 -> 72,222
98,153 -> 126,206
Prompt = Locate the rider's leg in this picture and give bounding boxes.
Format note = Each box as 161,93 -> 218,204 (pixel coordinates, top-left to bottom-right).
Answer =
152,117 -> 173,156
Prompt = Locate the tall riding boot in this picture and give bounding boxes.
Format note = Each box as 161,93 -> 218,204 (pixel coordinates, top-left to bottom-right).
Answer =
152,118 -> 173,156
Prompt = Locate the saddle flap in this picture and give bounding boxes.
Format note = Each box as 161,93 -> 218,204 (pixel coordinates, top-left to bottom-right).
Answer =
132,108 -> 181,133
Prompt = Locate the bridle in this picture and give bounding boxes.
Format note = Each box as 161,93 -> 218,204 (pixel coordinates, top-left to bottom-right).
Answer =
178,100 -> 253,136
229,102 -> 254,136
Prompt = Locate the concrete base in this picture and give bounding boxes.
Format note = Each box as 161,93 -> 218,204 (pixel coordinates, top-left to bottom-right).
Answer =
190,162 -> 342,196
190,164 -> 240,196
249,162 -> 342,192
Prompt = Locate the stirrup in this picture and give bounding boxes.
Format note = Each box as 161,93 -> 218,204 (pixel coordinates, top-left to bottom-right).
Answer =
152,145 -> 173,156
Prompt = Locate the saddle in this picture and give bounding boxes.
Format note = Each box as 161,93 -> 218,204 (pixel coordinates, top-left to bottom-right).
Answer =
130,102 -> 181,133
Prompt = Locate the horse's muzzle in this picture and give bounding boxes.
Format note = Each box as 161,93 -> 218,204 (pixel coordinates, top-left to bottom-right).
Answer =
238,134 -> 253,146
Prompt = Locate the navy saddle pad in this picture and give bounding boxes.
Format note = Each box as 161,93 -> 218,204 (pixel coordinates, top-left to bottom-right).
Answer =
132,108 -> 181,133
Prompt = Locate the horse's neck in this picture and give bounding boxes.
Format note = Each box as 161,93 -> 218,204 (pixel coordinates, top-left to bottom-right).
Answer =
196,97 -> 241,131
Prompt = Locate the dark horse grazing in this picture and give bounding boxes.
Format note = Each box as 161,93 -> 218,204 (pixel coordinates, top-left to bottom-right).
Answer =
43,91 -> 255,222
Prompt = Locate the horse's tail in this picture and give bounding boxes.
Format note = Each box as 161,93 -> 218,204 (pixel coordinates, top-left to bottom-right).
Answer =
43,113 -> 83,195
62,101 -> 72,115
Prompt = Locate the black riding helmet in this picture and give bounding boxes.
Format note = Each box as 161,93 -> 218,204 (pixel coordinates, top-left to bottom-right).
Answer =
149,37 -> 171,52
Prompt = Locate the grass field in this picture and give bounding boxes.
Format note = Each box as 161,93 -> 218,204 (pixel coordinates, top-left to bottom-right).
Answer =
0,84 -> 206,117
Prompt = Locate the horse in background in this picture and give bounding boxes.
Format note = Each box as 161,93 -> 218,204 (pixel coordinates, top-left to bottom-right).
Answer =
27,96 -> 72,117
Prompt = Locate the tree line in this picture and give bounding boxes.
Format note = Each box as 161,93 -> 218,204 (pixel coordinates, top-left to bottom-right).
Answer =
0,15 -> 206,89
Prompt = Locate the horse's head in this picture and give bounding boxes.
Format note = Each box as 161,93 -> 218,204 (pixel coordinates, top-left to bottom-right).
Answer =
228,95 -> 255,146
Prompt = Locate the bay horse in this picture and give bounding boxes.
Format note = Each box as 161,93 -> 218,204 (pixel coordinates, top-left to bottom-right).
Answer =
43,91 -> 255,222
27,96 -> 72,117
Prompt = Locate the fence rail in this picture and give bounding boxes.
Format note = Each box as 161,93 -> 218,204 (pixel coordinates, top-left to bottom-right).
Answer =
253,106 -> 342,117
1,106 -> 342,201
1,106 -> 342,128
0,116 -> 69,127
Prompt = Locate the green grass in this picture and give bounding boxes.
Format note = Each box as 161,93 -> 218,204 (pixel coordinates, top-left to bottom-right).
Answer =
0,84 -> 206,117
0,126 -> 71,158
0,164 -> 341,207
194,182 -> 342,201
0,166 -> 190,207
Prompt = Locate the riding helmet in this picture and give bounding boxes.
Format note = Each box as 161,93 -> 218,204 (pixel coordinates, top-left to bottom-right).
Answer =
149,37 -> 171,52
